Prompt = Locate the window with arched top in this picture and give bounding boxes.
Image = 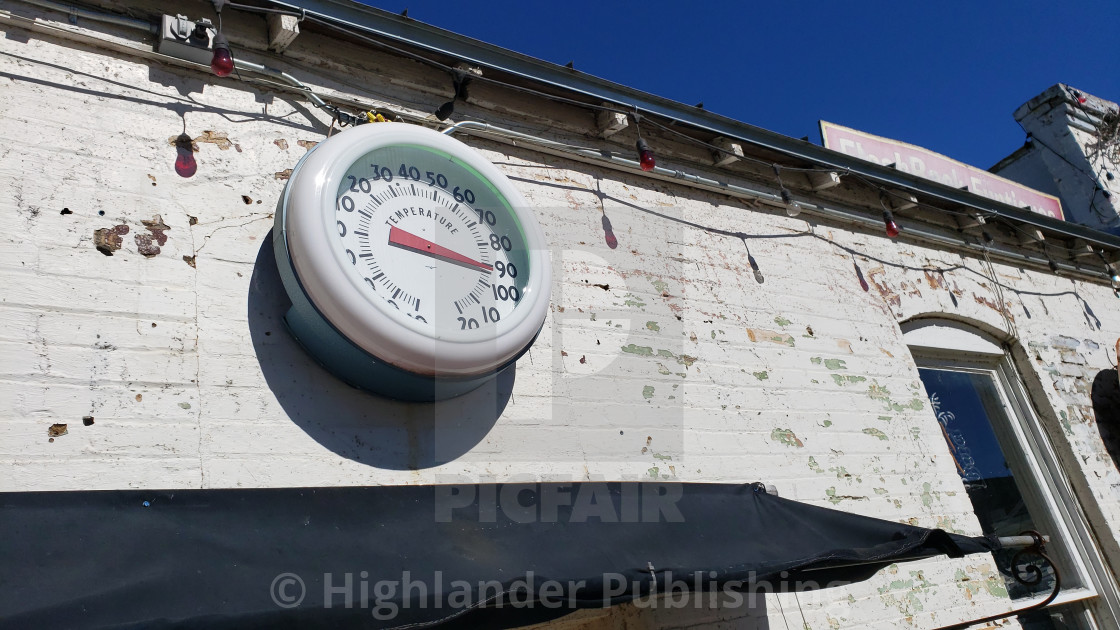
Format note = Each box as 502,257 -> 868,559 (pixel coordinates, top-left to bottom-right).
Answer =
903,319 -> 1119,629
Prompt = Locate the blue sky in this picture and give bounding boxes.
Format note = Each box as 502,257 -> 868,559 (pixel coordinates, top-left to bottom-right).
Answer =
364,0 -> 1119,170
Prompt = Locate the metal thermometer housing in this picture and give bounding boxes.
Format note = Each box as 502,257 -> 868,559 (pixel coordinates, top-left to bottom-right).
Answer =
274,124 -> 551,401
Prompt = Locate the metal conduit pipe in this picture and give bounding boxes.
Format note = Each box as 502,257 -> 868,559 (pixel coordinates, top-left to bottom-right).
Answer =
231,59 -> 328,110
998,534 -> 1051,548
442,121 -> 1111,283
15,0 -> 156,33
10,0 -> 327,111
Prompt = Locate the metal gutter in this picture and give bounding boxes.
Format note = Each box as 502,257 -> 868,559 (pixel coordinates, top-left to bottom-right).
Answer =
267,0 -> 1120,251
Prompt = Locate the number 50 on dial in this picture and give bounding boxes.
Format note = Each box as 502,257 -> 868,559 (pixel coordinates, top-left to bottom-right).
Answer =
274,123 -> 551,401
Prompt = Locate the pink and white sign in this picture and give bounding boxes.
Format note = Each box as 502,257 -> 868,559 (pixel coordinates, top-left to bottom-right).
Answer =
820,121 -> 1063,221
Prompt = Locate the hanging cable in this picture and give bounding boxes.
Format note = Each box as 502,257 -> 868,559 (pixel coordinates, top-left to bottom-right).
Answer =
199,0 -> 1120,260
22,0 -> 1116,269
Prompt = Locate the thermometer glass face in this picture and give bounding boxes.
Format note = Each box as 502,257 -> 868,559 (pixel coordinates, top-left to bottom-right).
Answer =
331,144 -> 531,340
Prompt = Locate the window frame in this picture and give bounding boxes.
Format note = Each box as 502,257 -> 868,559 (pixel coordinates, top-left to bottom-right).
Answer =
903,319 -> 1120,627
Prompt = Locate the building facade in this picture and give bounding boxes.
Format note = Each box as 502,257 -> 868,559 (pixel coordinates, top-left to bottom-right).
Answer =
2,1 -> 1119,628
992,84 -> 1120,236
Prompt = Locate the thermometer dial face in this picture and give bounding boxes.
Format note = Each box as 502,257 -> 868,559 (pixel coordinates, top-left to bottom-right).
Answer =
282,124 -> 550,378
333,145 -> 528,340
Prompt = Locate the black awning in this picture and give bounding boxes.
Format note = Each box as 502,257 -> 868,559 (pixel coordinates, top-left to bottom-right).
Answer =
0,482 -> 995,629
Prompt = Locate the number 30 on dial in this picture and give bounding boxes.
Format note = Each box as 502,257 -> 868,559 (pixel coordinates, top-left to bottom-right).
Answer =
274,123 -> 551,401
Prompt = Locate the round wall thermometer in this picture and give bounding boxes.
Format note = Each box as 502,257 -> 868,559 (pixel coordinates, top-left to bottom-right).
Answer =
273,123 -> 551,401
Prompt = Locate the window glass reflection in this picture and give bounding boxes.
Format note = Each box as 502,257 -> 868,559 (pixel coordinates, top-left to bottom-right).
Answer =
918,368 -> 1055,600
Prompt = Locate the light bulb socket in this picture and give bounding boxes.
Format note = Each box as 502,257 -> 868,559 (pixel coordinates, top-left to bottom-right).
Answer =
636,138 -> 651,154
434,100 -> 455,121
213,31 -> 230,53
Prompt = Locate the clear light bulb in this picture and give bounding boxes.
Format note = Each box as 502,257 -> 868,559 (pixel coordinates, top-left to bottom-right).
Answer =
779,188 -> 800,216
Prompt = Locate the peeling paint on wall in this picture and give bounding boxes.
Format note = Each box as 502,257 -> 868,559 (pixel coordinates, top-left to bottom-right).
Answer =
771,428 -> 804,448
747,329 -> 795,347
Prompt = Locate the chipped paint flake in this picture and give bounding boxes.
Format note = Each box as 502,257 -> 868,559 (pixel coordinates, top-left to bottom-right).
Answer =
831,374 -> 867,386
622,294 -> 647,308
862,428 -> 888,441
868,382 -> 891,400
826,487 -> 867,504
747,328 -> 795,347
621,344 -> 654,357
771,428 -> 804,448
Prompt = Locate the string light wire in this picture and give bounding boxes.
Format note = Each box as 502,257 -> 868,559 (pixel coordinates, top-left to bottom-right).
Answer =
209,0 -> 1119,279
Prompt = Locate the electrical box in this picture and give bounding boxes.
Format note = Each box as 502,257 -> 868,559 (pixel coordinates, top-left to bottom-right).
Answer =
157,14 -> 215,66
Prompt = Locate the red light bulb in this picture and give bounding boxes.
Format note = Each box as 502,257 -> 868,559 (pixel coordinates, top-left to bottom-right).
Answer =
211,32 -> 234,77
636,138 -> 655,171
882,210 -> 900,238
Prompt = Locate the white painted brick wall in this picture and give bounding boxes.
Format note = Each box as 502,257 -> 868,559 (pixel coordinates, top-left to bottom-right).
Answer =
3,10 -> 1119,629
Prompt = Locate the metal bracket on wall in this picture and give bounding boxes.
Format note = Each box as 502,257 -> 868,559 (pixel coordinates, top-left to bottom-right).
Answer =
937,531 -> 1060,630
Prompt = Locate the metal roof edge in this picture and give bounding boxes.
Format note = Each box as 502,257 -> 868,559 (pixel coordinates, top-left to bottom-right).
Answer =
276,0 -> 1120,249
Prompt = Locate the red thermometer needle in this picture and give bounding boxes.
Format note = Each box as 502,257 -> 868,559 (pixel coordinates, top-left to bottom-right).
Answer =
387,226 -> 493,272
